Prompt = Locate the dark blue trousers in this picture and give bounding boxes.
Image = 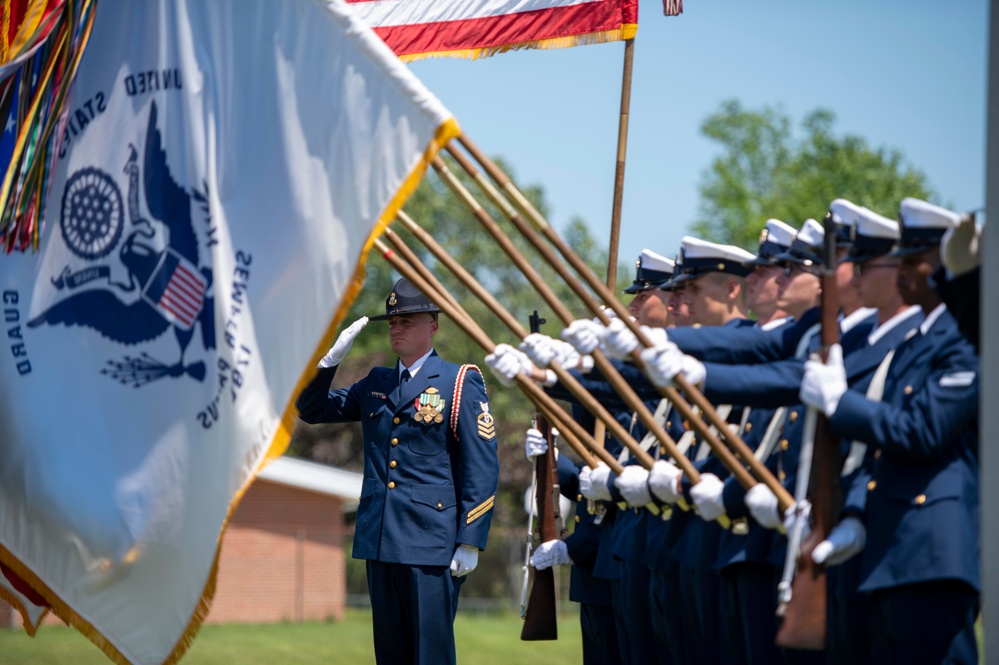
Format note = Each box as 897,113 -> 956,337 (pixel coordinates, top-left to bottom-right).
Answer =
580,603 -> 621,665
826,559 -> 871,665
609,578 -> 632,665
719,562 -> 780,665
679,563 -> 722,664
619,561 -> 659,665
870,581 -> 979,664
650,568 -> 684,665
366,561 -> 465,665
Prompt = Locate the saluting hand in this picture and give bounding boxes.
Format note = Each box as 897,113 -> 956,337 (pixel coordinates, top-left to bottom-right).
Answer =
319,316 -> 368,368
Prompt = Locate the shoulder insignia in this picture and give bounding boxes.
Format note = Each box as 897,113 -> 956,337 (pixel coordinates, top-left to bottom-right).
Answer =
477,401 -> 496,439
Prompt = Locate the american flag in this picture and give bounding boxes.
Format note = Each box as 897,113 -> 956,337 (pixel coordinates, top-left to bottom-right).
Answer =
143,249 -> 207,330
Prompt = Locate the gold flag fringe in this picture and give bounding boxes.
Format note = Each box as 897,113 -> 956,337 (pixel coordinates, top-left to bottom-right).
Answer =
0,0 -> 98,254
399,25 -> 639,62
0,580 -> 50,636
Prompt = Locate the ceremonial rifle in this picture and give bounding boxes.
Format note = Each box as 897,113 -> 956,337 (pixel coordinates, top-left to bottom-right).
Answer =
521,312 -> 561,641
775,211 -> 843,649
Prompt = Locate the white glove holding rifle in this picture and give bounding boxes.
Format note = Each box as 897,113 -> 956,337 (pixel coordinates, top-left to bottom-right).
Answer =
319,317 -> 368,367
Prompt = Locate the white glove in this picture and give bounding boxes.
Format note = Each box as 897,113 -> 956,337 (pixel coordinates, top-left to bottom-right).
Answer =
941,214 -> 981,277
530,539 -> 572,570
601,318 -> 639,359
614,465 -> 652,507
319,316 -> 369,367
579,463 -> 612,501
783,499 -> 811,540
520,333 -> 581,369
484,343 -> 532,386
561,319 -> 606,355
745,483 -> 782,530
690,473 -> 726,522
647,460 -> 683,504
679,354 -> 706,386
811,517 -> 866,567
800,344 -> 847,417
638,341 -> 685,388
450,544 -> 479,577
524,428 -> 549,460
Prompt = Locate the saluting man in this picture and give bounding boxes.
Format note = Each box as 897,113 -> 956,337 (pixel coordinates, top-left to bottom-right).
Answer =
296,277 -> 500,665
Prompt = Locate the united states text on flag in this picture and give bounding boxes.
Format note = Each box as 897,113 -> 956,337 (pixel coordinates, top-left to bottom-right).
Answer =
346,0 -> 639,61
0,0 -> 457,662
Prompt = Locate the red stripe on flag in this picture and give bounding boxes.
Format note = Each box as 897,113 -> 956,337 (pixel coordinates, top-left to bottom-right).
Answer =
169,272 -> 203,302
160,292 -> 197,324
366,1 -> 637,58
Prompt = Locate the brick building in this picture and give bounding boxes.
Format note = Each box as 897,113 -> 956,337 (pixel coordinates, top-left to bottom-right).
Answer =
2,457 -> 362,628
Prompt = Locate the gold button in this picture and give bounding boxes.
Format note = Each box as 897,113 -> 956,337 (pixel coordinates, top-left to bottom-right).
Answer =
391,438 -> 399,446
789,411 -> 798,423
874,449 -> 882,460
574,515 -> 581,523
660,446 -> 667,456
390,460 -> 397,468
867,480 -> 877,491
904,385 -> 913,395
745,422 -> 753,432
780,439 -> 789,452
437,502 -> 443,509
914,494 -> 926,505
779,470 -> 786,482
369,412 -> 374,417
576,493 -> 583,502
388,481 -> 396,489
393,417 -> 400,424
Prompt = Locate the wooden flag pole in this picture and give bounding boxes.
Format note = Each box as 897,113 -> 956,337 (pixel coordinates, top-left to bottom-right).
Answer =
371,237 -> 611,472
385,220 -> 681,479
606,37 -> 635,293
443,141 -> 792,510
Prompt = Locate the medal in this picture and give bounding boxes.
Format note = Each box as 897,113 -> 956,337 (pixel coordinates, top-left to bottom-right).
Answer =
413,387 -> 445,424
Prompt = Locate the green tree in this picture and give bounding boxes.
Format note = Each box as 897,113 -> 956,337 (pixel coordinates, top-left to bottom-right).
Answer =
693,99 -> 934,249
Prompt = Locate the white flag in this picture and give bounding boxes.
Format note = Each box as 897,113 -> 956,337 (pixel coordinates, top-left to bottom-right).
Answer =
0,1 -> 457,663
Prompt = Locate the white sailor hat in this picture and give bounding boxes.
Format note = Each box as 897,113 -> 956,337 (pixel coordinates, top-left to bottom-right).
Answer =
623,249 -> 676,293
774,218 -> 825,267
890,198 -> 961,256
663,236 -> 755,287
827,198 -> 860,247
746,218 -> 796,267
841,206 -> 899,264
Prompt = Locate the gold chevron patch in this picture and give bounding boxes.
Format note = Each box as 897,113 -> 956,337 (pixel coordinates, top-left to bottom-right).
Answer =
466,496 -> 495,524
477,402 -> 495,439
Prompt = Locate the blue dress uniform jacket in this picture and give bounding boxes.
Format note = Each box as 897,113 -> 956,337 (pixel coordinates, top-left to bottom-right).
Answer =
296,353 -> 499,566
829,308 -> 980,594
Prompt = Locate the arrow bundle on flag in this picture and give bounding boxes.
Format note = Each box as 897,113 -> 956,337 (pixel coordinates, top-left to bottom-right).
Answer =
0,1 -> 457,662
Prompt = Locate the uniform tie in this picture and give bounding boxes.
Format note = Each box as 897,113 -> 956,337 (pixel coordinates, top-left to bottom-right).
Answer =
401,368 -> 411,384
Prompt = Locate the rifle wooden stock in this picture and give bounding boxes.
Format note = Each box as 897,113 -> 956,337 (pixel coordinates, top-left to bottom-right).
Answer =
775,213 -> 843,650
521,413 -> 559,640
442,143 -> 784,503
372,237 -> 616,472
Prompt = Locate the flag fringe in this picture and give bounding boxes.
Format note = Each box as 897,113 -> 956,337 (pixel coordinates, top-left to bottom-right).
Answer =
0,583 -> 49,636
398,25 -> 638,62
0,0 -> 98,255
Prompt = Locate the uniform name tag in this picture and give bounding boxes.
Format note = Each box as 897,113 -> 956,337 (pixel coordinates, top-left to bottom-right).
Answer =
369,391 -> 387,399
939,371 -> 976,388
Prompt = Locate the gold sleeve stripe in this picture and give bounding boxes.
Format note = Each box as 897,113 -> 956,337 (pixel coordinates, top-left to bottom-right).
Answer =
466,496 -> 495,524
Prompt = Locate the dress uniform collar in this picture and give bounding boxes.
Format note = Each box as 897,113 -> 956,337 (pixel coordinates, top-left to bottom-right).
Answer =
400,348 -> 435,380
919,303 -> 948,335
868,305 -> 922,347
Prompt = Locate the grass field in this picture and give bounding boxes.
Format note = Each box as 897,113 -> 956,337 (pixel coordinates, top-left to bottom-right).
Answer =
0,609 -> 583,664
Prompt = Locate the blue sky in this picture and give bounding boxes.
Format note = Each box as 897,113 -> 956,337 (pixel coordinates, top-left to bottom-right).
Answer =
409,0 -> 988,271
